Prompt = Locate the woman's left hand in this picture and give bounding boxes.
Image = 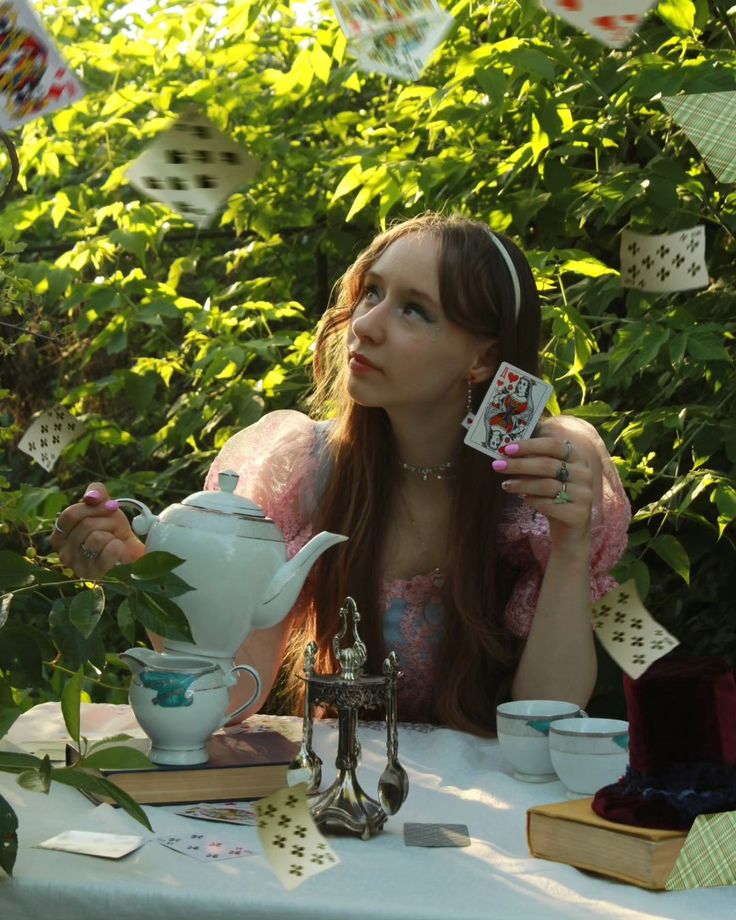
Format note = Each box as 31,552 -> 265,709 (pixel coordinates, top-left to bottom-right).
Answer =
492,418 -> 601,553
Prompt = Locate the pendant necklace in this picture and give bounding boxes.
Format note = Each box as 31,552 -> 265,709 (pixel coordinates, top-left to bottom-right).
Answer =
396,485 -> 446,589
397,459 -> 458,482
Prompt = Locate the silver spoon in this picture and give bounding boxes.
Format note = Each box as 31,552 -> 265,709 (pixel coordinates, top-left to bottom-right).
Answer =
377,655 -> 409,815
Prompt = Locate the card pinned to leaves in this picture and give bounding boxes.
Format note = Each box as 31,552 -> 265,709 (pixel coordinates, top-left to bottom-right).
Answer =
0,0 -> 85,131
332,0 -> 453,83
590,579 -> 679,679
126,109 -> 260,228
463,362 -> 553,460
18,406 -> 84,472
540,0 -> 656,48
620,226 -> 709,294
661,91 -> 736,185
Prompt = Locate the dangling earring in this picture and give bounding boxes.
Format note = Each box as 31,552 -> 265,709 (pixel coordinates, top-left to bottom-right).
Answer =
461,377 -> 475,430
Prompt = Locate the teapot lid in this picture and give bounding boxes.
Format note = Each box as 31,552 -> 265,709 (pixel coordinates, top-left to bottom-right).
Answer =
182,470 -> 265,518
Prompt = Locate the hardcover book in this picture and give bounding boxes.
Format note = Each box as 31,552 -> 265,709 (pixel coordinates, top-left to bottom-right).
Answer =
526,797 -> 688,890
67,730 -> 299,806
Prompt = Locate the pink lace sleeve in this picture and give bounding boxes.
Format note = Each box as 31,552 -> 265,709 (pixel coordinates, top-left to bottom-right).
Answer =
204,410 -> 319,557
498,417 -> 631,637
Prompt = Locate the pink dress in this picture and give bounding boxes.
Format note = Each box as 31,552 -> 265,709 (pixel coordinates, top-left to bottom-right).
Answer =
205,411 -> 631,722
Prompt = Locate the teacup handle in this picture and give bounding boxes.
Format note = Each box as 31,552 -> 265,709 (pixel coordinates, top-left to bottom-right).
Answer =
222,665 -> 261,724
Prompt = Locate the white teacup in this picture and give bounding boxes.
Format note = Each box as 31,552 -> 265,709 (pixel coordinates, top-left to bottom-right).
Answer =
549,717 -> 629,798
496,700 -> 585,782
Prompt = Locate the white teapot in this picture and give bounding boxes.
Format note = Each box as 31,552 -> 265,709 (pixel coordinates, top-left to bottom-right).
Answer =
114,470 -> 347,673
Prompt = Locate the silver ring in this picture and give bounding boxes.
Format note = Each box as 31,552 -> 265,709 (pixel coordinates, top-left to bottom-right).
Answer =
562,440 -> 574,463
80,543 -> 101,561
556,461 -> 570,483
53,517 -> 67,535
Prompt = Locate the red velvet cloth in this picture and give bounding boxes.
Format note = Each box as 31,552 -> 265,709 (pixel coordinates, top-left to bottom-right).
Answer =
592,655 -> 736,830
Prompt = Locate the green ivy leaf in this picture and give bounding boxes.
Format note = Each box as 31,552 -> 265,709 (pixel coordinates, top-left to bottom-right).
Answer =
0,552 -> 35,589
61,668 -> 84,749
0,794 -> 18,877
50,768 -> 153,832
69,586 -> 105,639
648,535 -> 690,585
130,551 -> 187,581
656,0 -> 696,34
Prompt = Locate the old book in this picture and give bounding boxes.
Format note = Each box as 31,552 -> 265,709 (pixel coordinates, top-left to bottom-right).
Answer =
527,797 -> 688,890
67,730 -> 299,806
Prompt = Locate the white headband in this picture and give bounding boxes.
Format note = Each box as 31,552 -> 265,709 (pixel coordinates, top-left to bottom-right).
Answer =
486,230 -> 521,320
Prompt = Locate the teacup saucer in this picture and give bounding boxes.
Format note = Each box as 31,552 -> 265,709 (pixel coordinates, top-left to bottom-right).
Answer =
512,770 -> 557,783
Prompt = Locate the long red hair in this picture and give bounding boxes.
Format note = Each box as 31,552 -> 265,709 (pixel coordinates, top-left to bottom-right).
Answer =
279,214 -> 542,735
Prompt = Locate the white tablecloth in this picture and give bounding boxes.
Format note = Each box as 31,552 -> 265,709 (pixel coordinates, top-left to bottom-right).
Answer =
1,703 -> 732,920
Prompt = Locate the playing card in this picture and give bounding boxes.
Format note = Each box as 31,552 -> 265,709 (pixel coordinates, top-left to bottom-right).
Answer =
126,109 -> 260,228
36,830 -> 146,859
255,783 -> 339,890
404,823 -> 470,847
590,579 -> 679,679
540,0 -> 655,48
464,362 -> 553,460
332,0 -> 435,40
174,802 -> 257,826
0,0 -> 85,131
620,227 -> 708,293
18,405 -> 84,472
351,10 -> 453,81
662,92 -> 736,185
158,832 -> 253,861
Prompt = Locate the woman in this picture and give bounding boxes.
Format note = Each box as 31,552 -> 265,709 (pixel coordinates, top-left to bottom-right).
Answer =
52,213 -> 630,736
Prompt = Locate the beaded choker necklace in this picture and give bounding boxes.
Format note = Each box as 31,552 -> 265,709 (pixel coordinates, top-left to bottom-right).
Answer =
397,459 -> 458,482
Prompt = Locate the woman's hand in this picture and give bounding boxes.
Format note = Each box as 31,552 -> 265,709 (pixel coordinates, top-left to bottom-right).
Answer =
50,482 -> 146,579
491,417 -> 602,555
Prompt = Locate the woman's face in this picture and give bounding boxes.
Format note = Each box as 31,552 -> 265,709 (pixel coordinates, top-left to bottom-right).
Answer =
346,232 -> 493,416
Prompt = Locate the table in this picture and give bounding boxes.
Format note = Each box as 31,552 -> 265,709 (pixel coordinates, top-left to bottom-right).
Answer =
1,703 -> 732,920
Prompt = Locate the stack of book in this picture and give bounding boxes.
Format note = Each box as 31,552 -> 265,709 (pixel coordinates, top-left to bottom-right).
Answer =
526,797 -> 688,890
67,730 -> 299,806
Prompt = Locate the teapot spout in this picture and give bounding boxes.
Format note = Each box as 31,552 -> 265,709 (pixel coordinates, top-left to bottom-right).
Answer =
254,531 -> 348,629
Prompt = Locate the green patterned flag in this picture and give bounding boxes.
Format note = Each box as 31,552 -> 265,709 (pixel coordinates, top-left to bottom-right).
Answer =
665,812 -> 736,890
662,91 -> 736,184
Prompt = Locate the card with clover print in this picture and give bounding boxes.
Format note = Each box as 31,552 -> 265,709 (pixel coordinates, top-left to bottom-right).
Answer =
590,579 -> 679,679
255,783 -> 340,890
620,227 -> 709,294
18,405 -> 84,472
126,108 -> 260,228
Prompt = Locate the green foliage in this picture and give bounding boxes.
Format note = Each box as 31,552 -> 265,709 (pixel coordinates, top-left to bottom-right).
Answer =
0,0 -> 735,842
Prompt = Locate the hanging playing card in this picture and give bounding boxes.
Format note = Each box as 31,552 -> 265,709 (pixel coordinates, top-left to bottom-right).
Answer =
255,783 -> 340,890
662,91 -> 736,185
464,362 -> 553,461
0,0 -> 85,131
540,0 -> 655,48
590,579 -> 680,679
332,0 -> 452,82
126,109 -> 260,228
18,405 -> 84,472
620,227 -> 708,294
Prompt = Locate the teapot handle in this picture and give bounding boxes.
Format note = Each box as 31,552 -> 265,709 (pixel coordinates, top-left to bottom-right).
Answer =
111,497 -> 159,536
222,665 -> 262,724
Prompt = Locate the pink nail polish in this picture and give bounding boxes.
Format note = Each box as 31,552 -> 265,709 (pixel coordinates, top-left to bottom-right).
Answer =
103,500 -> 119,512
503,443 -> 520,455
83,489 -> 102,502
492,459 -> 508,472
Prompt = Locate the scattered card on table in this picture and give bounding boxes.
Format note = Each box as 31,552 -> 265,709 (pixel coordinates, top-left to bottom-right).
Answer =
159,832 -> 253,861
404,823 -> 470,847
0,0 -> 85,131
464,362 -> 553,460
590,579 -> 679,679
540,0 -> 656,48
126,108 -> 260,228
620,227 -> 708,293
36,830 -> 146,859
18,406 -> 85,471
174,802 -> 257,825
256,783 -> 339,890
